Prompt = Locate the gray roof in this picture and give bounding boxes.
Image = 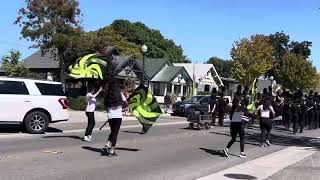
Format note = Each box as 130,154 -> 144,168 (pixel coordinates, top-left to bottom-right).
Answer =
151,66 -> 185,82
136,58 -> 172,80
23,50 -> 59,69
114,56 -> 132,67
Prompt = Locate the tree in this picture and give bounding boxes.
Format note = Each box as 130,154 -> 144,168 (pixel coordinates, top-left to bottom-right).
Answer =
289,41 -> 312,58
276,53 -> 317,91
63,27 -> 142,68
1,50 -> 29,77
15,0 -> 82,83
207,57 -> 231,77
230,34 -> 275,85
110,19 -> 189,63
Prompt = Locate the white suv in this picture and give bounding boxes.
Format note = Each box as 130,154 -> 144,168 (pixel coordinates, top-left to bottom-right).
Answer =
0,77 -> 69,134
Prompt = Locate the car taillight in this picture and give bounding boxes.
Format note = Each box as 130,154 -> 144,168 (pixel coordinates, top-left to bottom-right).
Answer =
58,98 -> 69,109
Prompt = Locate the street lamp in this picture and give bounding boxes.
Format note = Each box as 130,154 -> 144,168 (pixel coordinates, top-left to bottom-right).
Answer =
141,45 -> 148,85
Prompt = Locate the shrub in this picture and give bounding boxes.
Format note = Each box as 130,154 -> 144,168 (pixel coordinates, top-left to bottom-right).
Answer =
68,96 -> 87,111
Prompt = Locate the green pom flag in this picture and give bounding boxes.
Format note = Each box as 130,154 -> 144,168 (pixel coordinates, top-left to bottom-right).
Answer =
128,85 -> 162,133
247,78 -> 257,113
68,53 -> 107,79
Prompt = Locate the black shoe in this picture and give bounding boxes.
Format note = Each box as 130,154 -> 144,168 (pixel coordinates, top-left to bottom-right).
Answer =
223,148 -> 229,157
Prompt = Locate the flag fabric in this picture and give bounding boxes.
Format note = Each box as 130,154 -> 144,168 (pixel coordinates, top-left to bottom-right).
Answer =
128,85 -> 162,132
247,78 -> 257,113
271,80 -> 281,96
68,53 -> 107,79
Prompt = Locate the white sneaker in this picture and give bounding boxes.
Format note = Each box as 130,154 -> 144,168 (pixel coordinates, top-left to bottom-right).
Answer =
239,152 -> 246,158
266,140 -> 271,147
83,136 -> 92,142
88,135 -> 93,141
223,148 -> 229,157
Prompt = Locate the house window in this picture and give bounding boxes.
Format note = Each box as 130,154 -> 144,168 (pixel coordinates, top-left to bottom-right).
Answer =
153,83 -> 161,96
183,86 -> 187,96
204,85 -> 210,92
167,83 -> 172,94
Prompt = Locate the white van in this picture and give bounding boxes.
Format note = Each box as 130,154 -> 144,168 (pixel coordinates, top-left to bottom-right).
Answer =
0,77 -> 69,134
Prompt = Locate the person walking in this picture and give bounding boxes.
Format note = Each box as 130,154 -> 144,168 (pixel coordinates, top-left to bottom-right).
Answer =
164,93 -> 170,113
83,85 -> 102,142
291,93 -> 301,134
208,91 -> 217,126
223,98 -> 247,158
217,92 -> 227,126
282,91 -> 292,131
257,99 -> 275,147
102,81 -> 127,157
307,91 -> 315,130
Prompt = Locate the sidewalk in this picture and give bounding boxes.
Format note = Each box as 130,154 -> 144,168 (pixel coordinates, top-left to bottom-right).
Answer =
266,151 -> 320,180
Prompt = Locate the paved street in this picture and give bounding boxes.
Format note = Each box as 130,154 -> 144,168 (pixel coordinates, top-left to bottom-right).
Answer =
0,112 -> 319,180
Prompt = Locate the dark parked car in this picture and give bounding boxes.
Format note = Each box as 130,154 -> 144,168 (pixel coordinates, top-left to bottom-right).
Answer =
172,95 -> 209,116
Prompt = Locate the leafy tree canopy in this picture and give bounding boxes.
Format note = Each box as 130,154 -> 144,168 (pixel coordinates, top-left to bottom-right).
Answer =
1,50 -> 30,77
230,34 -> 275,85
110,19 -> 189,63
207,57 -> 231,77
276,53 -> 317,91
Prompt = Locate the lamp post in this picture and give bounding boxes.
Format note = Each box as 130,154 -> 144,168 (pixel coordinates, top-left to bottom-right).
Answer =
141,45 -> 148,85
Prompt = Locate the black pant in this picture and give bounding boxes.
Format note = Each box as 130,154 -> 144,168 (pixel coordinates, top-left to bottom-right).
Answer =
85,112 -> 95,136
292,113 -> 299,134
108,118 -> 122,146
260,118 -> 272,143
308,111 -> 314,130
283,112 -> 291,130
218,111 -> 225,126
314,111 -> 319,129
227,122 -> 245,152
211,112 -> 217,125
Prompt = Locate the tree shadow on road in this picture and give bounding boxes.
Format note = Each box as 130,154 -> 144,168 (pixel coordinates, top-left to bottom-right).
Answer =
210,129 -> 320,151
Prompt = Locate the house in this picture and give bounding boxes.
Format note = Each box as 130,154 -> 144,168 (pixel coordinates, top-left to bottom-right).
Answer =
220,77 -> 239,97
134,58 -> 192,103
173,63 -> 224,93
23,50 -> 60,80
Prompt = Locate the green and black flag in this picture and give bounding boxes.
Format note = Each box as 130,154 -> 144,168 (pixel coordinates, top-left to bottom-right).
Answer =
247,78 -> 258,113
128,85 -> 162,133
68,53 -> 107,79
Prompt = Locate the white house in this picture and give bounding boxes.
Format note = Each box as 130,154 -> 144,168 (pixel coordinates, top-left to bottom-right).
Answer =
173,63 -> 224,93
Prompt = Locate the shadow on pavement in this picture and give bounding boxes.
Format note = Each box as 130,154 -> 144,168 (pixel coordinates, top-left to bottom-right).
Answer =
42,135 -> 82,140
199,148 -> 238,157
210,131 -> 261,147
123,130 -> 142,134
0,125 -> 62,134
82,146 -> 141,154
224,173 -> 257,180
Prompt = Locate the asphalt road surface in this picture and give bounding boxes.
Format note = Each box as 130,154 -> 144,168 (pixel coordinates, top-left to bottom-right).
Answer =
0,117 -> 319,180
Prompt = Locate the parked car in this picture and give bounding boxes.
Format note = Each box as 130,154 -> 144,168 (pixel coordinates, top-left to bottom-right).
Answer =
0,77 -> 69,134
172,95 -> 209,116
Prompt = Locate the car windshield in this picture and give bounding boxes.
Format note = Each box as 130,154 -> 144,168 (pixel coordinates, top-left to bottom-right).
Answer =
188,96 -> 204,102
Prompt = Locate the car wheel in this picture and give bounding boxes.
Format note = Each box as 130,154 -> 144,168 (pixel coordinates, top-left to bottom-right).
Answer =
24,111 -> 49,134
205,122 -> 211,130
197,123 -> 203,130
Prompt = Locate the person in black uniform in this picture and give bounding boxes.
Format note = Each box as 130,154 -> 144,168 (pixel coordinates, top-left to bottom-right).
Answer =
298,90 -> 306,133
307,91 -> 315,130
314,92 -> 319,129
291,92 -> 301,134
282,91 -> 292,131
217,92 -> 227,126
208,89 -> 217,126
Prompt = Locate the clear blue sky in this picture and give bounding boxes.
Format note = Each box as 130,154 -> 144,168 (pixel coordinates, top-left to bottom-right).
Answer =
0,0 -> 319,69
